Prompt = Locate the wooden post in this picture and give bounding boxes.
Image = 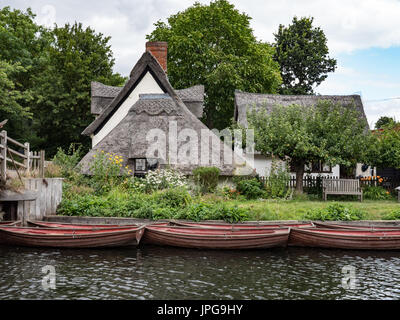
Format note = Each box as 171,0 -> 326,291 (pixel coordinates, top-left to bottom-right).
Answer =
24,142 -> 30,173
39,150 -> 45,178
1,130 -> 7,182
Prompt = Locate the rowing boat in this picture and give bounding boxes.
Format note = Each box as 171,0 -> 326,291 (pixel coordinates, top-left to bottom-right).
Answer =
168,220 -> 314,230
0,221 -> 20,226
143,225 -> 290,249
289,227 -> 400,250
0,225 -> 145,248
313,221 -> 400,231
27,220 -> 138,230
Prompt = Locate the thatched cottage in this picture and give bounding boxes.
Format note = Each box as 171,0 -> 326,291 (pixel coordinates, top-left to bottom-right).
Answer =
79,42 -> 253,177
234,90 -> 373,178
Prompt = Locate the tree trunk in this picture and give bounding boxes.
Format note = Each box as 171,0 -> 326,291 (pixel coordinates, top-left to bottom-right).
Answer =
293,160 -> 305,194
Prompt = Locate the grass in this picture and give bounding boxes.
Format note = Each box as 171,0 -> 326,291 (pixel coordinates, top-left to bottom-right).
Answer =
223,198 -> 400,221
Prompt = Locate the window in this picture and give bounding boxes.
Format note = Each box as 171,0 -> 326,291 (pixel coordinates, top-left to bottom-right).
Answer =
132,158 -> 159,177
135,159 -> 146,172
290,161 -> 332,173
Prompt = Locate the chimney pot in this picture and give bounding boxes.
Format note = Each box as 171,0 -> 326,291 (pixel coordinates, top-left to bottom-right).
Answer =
146,41 -> 168,73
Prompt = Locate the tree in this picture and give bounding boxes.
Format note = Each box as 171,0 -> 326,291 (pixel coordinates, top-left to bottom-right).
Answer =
0,7 -> 49,142
273,17 -> 337,95
0,60 -> 32,120
0,7 -> 125,156
367,123 -> 400,169
247,100 -> 370,193
146,0 -> 282,130
31,22 -> 126,156
375,116 -> 396,129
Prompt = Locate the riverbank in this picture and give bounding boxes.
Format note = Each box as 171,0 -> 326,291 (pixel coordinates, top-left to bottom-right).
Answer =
229,199 -> 400,220
57,187 -> 400,222
44,214 -> 400,227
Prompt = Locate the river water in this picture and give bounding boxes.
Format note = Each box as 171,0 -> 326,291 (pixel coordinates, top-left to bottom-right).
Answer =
1,245 -> 399,300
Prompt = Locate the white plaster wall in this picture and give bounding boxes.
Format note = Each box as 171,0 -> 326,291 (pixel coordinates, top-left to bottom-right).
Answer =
92,72 -> 164,147
355,163 -> 376,177
246,154 -> 340,178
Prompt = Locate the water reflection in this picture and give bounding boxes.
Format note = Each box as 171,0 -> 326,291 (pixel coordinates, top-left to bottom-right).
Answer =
0,245 -> 399,300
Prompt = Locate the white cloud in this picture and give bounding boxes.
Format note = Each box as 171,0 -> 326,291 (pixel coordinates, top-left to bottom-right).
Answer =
232,0 -> 400,54
364,98 -> 400,127
4,0 -> 400,74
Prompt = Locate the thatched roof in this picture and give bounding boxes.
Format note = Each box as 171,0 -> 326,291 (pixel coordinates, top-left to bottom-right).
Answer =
89,81 -> 204,118
79,53 -> 253,176
90,82 -> 122,116
175,85 -> 204,118
234,90 -> 369,129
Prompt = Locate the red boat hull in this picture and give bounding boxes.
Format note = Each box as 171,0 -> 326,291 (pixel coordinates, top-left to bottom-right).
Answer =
0,226 -> 145,248
27,220 -> 138,230
314,221 -> 400,231
143,225 -> 290,249
169,221 -> 314,230
289,227 -> 400,250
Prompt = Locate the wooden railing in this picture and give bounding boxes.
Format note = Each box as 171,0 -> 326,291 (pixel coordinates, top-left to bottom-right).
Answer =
259,175 -> 400,192
0,130 -> 45,182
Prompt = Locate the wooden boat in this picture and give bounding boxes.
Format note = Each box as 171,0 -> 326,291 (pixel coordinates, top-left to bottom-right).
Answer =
0,225 -> 145,248
289,227 -> 400,250
143,225 -> 290,249
168,220 -> 314,230
0,220 -> 21,226
314,221 -> 400,231
27,220 -> 138,230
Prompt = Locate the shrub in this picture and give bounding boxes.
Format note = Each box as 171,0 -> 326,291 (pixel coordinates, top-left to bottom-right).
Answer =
213,205 -> 249,223
304,175 -> 323,196
362,185 -> 392,200
52,145 -> 82,174
52,145 -> 84,184
174,202 -> 215,221
89,150 -> 132,194
192,167 -> 220,193
236,179 -> 264,199
265,160 -> 291,198
221,186 -> 242,200
304,203 -> 366,221
152,187 -> 192,208
382,209 -> 400,220
45,162 -> 63,178
174,202 -> 249,223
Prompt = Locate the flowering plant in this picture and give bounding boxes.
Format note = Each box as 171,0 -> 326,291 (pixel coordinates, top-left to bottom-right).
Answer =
360,175 -> 384,184
89,150 -> 132,193
134,168 -> 187,193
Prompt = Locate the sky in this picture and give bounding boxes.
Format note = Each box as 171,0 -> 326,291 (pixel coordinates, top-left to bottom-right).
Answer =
2,0 -> 400,128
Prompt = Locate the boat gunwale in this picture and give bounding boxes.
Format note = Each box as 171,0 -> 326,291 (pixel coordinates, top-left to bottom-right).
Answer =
291,227 -> 400,239
145,226 -> 290,239
27,220 -> 139,228
313,222 -> 400,231
0,225 -> 146,238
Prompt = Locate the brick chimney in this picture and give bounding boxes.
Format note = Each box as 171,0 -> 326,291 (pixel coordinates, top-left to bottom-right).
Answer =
146,41 -> 168,73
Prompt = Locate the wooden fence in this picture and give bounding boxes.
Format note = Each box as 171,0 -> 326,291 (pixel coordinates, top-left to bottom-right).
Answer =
260,175 -> 400,192
0,130 -> 45,182
17,178 -> 63,221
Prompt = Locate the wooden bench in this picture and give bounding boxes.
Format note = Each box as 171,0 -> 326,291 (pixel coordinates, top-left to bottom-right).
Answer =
322,178 -> 363,201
